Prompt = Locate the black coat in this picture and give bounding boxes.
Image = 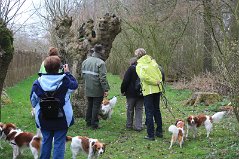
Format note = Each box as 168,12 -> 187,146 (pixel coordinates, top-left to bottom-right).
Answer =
121,64 -> 143,98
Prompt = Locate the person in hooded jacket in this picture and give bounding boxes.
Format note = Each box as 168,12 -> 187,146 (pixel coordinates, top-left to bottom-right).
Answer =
30,56 -> 78,159
81,44 -> 110,130
135,48 -> 163,141
39,47 -> 63,75
121,57 -> 144,131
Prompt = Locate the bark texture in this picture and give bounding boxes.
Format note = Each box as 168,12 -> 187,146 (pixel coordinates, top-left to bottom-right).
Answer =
54,14 -> 121,117
0,22 -> 14,120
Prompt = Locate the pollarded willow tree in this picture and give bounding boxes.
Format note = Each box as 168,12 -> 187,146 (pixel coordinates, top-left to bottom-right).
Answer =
56,14 -> 121,117
0,0 -> 26,120
41,0 -> 121,117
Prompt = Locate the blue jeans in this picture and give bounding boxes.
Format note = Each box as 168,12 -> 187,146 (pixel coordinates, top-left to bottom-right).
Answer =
40,129 -> 68,159
144,93 -> 162,138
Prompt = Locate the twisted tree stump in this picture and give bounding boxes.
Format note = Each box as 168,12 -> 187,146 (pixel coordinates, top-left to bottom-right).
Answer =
54,14 -> 121,117
186,92 -> 221,106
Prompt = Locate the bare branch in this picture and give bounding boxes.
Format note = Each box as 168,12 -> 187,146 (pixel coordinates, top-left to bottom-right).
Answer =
6,0 -> 27,24
0,0 -> 27,25
12,8 -> 37,34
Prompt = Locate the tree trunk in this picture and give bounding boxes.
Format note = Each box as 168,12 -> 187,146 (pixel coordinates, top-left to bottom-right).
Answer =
228,0 -> 239,123
221,0 -> 239,123
0,23 -> 14,121
202,0 -> 213,72
54,14 -> 121,117
233,106 -> 239,123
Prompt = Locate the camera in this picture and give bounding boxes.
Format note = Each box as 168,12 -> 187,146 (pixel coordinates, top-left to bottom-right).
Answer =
60,64 -> 65,73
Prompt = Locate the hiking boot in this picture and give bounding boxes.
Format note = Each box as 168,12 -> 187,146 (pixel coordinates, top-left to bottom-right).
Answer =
156,132 -> 163,138
134,128 -> 143,132
86,123 -> 91,127
126,126 -> 133,130
144,136 -> 155,141
92,125 -> 101,130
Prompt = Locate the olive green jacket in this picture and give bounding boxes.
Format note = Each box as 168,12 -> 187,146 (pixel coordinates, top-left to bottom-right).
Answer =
81,53 -> 110,97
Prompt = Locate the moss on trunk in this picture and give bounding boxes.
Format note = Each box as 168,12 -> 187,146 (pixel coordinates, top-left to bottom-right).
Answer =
0,24 -> 14,55
0,23 -> 14,116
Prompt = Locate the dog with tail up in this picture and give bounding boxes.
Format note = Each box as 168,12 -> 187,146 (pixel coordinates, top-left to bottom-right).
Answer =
168,119 -> 185,149
186,111 -> 226,138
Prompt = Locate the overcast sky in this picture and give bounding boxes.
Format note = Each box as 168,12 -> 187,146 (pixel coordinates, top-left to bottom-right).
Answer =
10,0 -> 46,37
16,0 -> 41,25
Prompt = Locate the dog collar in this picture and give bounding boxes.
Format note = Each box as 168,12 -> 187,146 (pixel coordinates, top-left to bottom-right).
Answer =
10,142 -> 17,145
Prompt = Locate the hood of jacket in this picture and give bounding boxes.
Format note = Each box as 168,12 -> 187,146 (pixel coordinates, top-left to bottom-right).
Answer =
92,52 -> 105,61
136,54 -> 162,96
38,74 -> 66,91
137,55 -> 152,65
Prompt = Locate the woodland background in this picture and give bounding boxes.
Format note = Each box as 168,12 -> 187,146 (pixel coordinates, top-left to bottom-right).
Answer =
1,0 -> 239,119
0,1 -> 239,158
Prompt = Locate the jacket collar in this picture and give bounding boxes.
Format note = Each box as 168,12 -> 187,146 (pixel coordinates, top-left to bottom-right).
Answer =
92,52 -> 104,61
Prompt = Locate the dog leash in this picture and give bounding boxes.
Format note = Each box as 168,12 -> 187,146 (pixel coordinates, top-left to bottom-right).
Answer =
161,92 -> 176,119
10,142 -> 17,145
160,83 -> 186,119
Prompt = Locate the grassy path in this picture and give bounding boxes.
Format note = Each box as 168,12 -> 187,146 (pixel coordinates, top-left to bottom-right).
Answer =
1,74 -> 239,159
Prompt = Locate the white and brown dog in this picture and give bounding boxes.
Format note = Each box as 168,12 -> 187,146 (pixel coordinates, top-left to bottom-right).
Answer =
186,111 -> 225,138
168,119 -> 185,149
99,96 -> 117,120
2,123 -> 41,159
66,136 -> 106,159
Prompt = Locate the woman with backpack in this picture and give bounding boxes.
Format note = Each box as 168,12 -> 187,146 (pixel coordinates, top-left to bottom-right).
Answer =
121,57 -> 144,131
30,56 -> 78,159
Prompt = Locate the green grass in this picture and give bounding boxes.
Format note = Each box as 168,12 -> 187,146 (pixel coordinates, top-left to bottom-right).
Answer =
1,73 -> 239,159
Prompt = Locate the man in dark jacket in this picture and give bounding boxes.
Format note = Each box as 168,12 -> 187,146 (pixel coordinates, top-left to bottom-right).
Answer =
121,57 -> 144,131
81,44 -> 110,129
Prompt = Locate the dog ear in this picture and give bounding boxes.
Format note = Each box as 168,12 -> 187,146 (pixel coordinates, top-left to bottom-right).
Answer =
91,141 -> 95,147
175,119 -> 180,125
103,143 -> 106,151
66,136 -> 72,142
187,116 -> 191,123
194,116 -> 199,122
2,124 -> 6,129
91,141 -> 97,152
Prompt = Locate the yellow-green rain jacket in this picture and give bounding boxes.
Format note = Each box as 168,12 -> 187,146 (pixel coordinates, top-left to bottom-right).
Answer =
136,55 -> 162,96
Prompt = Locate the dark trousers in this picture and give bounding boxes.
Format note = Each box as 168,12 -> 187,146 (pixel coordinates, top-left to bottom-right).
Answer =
86,96 -> 103,128
144,93 -> 162,138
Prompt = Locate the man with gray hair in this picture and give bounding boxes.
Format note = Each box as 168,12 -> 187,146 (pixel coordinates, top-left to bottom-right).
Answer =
81,44 -> 110,129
